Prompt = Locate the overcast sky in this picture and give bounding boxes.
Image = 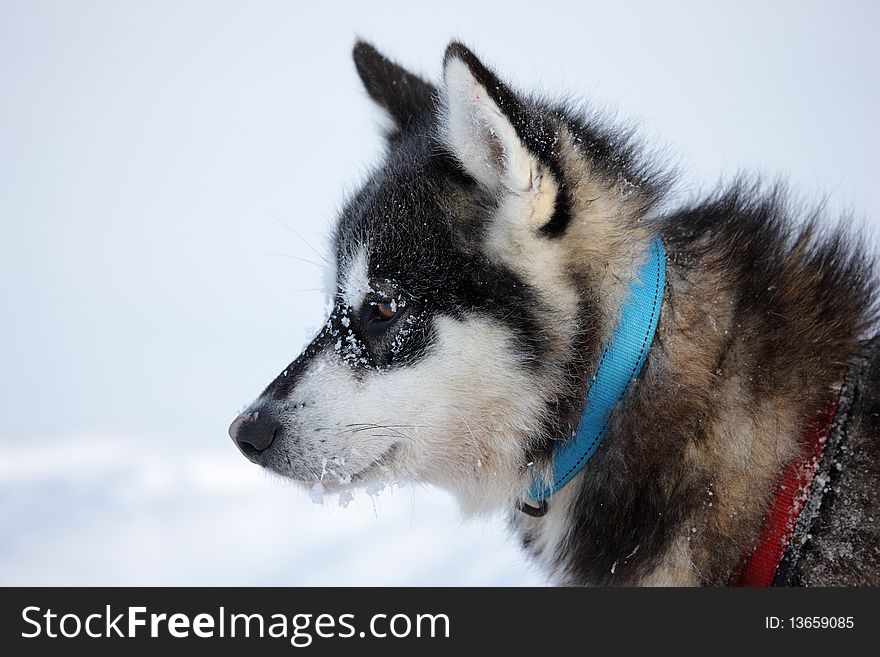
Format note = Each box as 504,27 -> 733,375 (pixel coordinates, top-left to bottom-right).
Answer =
1,0 -> 877,585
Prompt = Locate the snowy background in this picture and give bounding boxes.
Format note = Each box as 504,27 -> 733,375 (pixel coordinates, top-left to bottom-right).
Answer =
1,0 -> 878,585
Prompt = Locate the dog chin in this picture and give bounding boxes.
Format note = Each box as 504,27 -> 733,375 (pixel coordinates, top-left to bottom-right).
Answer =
261,443 -> 403,494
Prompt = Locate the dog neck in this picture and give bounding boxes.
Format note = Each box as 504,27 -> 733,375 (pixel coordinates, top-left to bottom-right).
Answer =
519,237 -> 666,517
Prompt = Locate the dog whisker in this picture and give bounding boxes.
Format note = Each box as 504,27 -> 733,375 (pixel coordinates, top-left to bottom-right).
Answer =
265,252 -> 324,269
269,211 -> 330,264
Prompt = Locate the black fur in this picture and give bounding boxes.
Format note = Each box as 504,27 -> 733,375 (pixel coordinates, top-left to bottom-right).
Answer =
353,41 -> 436,136
332,136 -> 551,371
793,336 -> 880,585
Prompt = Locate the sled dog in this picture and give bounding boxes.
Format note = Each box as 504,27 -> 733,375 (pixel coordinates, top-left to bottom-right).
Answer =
230,42 -> 879,585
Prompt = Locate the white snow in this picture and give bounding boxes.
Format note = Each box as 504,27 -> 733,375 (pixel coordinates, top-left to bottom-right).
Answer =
0,436 -> 542,585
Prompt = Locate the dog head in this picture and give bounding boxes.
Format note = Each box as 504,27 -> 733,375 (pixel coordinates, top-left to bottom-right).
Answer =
229,42 -> 663,513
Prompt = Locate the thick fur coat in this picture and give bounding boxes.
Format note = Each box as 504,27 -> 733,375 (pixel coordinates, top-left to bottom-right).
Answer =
229,41 -> 879,585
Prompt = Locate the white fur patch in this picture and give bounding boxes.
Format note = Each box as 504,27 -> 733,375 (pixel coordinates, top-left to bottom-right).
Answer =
340,247 -> 371,309
273,314 -> 548,514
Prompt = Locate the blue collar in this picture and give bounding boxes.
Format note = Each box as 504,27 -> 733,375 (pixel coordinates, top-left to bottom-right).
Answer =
521,237 -> 666,516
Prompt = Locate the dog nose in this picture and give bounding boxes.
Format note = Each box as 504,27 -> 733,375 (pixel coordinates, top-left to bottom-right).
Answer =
229,410 -> 280,457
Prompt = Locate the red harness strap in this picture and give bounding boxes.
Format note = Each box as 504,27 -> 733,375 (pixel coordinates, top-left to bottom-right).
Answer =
729,399 -> 839,587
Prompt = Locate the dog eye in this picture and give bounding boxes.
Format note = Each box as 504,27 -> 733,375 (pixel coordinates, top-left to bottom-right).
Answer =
363,298 -> 399,335
376,300 -> 397,320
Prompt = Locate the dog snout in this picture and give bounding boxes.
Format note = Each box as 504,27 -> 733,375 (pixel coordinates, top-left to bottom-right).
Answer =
229,408 -> 281,461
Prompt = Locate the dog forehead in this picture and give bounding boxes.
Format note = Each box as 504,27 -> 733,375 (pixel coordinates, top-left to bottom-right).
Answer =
334,151 -> 476,296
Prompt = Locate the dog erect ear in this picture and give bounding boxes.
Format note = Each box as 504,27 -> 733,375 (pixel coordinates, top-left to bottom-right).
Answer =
439,42 -> 537,194
353,41 -> 436,132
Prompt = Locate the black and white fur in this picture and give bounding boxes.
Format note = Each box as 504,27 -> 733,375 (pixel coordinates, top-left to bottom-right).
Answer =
229,42 -> 880,585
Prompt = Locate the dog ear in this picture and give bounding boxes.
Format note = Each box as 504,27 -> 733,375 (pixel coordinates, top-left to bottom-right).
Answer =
353,41 -> 436,134
439,42 -> 536,194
